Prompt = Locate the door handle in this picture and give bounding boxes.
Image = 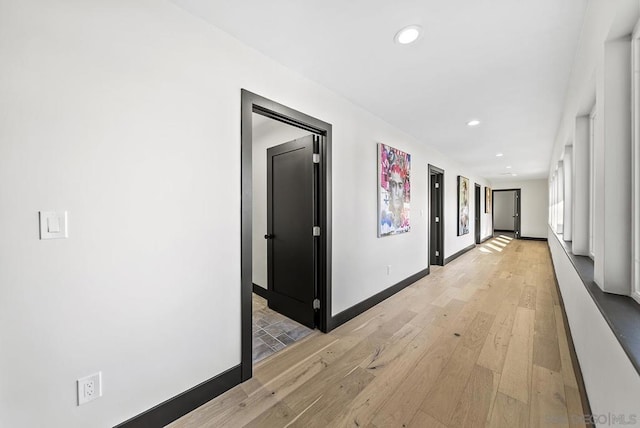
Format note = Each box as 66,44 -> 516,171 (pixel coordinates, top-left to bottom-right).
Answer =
264,234 -> 274,239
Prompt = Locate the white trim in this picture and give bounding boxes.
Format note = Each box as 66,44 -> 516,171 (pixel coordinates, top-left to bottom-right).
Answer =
589,104 -> 596,260
563,145 -> 573,241
549,179 -> 553,226
552,177 -> 555,228
632,20 -> 640,302
557,161 -> 564,234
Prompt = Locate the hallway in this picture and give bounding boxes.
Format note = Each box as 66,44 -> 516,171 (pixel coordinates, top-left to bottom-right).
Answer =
170,237 -> 587,427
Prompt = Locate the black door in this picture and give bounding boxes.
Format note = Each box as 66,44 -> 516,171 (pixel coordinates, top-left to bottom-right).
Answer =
474,183 -> 481,244
266,135 -> 317,328
429,165 -> 444,266
514,189 -> 521,239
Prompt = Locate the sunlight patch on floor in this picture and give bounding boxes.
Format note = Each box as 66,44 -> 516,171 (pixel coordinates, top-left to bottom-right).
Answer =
485,243 -> 503,252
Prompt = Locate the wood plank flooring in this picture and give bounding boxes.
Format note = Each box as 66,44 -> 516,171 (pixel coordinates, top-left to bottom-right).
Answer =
169,236 -> 587,428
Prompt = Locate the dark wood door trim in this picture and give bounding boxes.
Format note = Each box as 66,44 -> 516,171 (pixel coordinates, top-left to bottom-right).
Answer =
241,90 -> 332,382
429,164 -> 445,266
514,189 -> 521,238
474,183 -> 481,244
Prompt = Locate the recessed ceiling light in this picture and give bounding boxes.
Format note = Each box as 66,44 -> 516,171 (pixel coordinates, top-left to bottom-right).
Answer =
394,25 -> 421,45
467,119 -> 481,127
496,153 -> 503,157
511,173 -> 518,176
506,166 -> 512,169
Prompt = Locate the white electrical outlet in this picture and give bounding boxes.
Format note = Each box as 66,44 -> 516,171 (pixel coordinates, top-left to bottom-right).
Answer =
77,372 -> 102,405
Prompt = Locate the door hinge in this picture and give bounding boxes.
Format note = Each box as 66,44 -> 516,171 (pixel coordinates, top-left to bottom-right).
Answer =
313,298 -> 320,310
435,250 -> 440,256
435,216 -> 440,223
313,226 -> 321,236
435,182 -> 440,188
313,153 -> 320,164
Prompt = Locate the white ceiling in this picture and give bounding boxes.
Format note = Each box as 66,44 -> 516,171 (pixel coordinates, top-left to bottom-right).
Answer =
172,0 -> 588,181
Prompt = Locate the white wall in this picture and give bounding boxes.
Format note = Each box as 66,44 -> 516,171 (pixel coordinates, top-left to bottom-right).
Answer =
572,117 -> 590,256
327,130 -> 492,315
441,175 -> 493,256
548,233 -> 640,418
546,0 -> 640,419
563,146 -> 573,241
0,1 -> 492,426
549,0 -> 639,277
252,115 -> 312,289
597,37 -> 632,295
493,191 -> 515,230
494,179 -> 549,238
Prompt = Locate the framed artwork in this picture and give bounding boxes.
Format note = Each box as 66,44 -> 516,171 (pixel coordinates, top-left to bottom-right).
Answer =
485,187 -> 492,213
458,176 -> 470,236
378,143 -> 411,236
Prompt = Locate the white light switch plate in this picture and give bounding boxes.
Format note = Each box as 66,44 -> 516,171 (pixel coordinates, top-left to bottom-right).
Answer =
39,211 -> 68,239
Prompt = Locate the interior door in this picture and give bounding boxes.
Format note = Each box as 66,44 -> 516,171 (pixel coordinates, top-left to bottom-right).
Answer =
514,189 -> 521,238
429,167 -> 444,266
474,183 -> 481,244
266,135 -> 317,328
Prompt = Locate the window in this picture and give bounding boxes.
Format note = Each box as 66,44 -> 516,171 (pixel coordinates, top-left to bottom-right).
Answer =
549,172 -> 557,229
589,105 -> 596,260
564,146 -> 573,241
632,22 -> 640,303
549,176 -> 555,226
557,162 -> 564,234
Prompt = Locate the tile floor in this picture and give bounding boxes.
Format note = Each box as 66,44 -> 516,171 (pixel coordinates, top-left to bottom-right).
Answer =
252,293 -> 314,364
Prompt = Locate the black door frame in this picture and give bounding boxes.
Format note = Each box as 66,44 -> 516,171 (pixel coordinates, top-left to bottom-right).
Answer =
474,183 -> 481,244
491,188 -> 521,238
241,90 -> 332,382
429,165 -> 445,266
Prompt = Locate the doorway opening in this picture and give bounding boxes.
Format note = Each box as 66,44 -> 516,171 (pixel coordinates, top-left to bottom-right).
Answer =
474,183 -> 482,244
429,165 -> 445,266
251,118 -> 317,364
492,189 -> 521,239
241,90 -> 332,381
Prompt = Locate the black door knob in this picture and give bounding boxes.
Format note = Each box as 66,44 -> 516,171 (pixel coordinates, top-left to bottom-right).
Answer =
264,234 -> 274,239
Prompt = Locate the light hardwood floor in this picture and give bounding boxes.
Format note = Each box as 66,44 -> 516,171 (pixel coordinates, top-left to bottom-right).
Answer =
169,236 -> 587,428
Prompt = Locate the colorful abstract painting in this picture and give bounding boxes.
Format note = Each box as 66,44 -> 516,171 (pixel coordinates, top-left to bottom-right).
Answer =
458,176 -> 470,236
378,143 -> 411,236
